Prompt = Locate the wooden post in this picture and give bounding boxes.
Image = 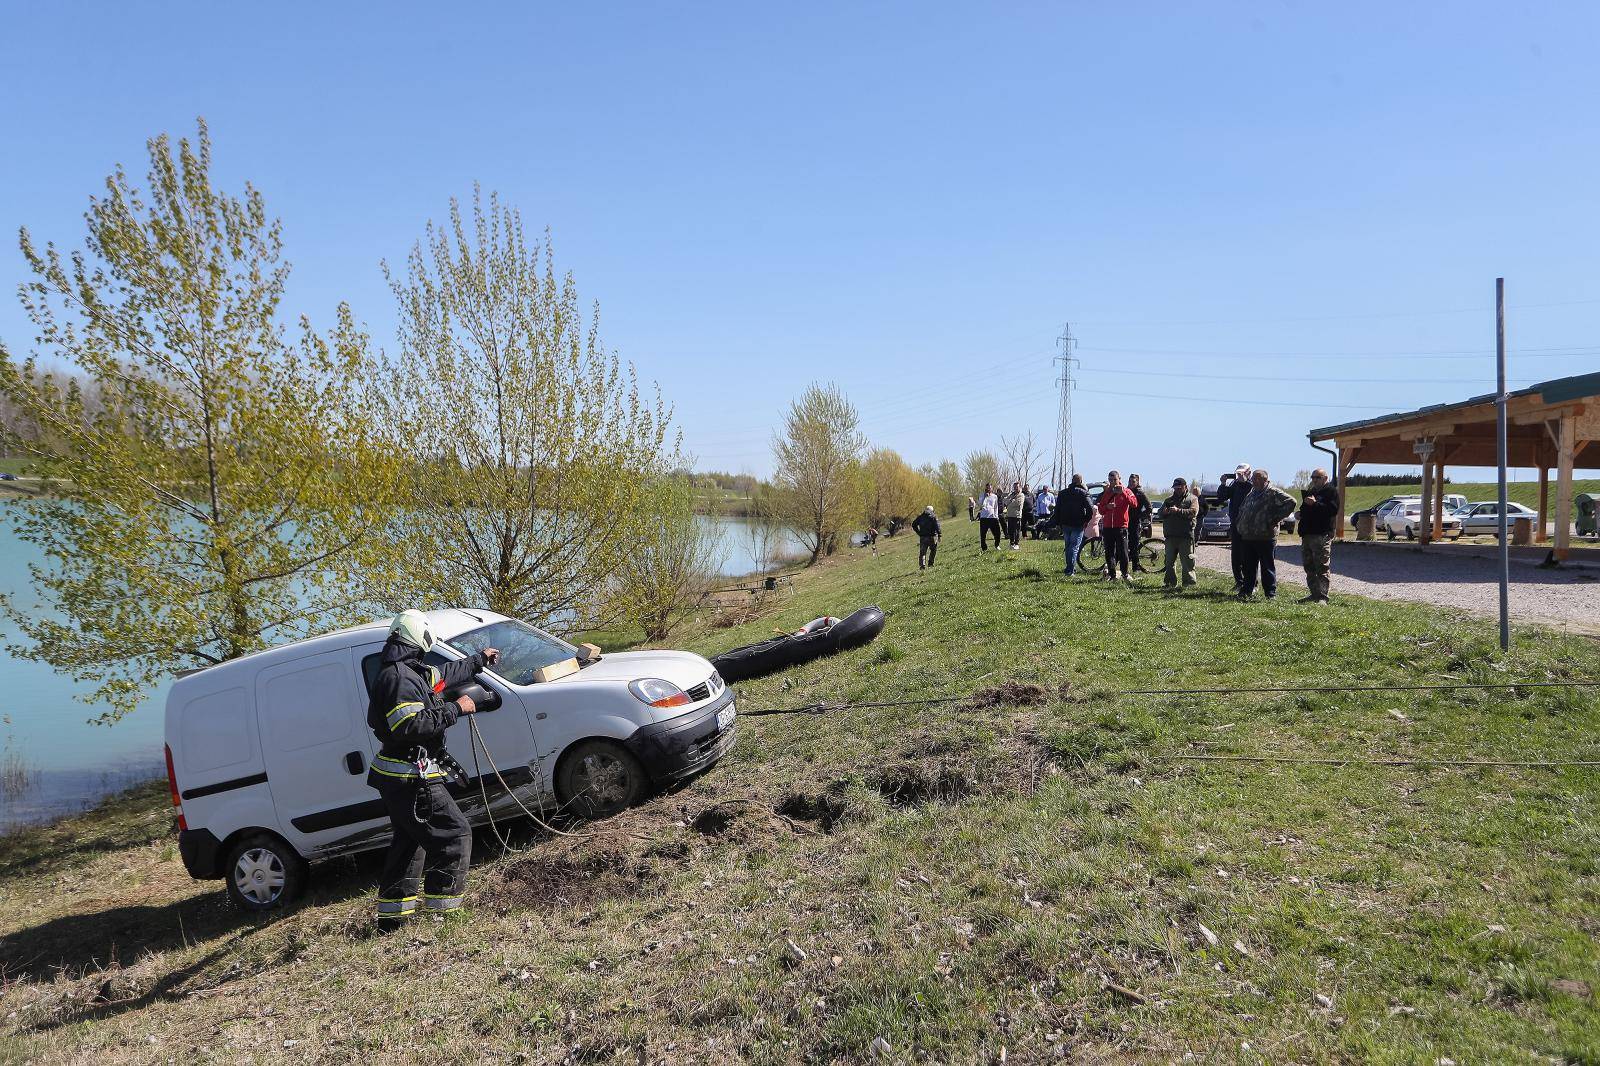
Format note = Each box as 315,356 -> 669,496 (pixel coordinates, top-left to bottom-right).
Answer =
1554,413 -> 1575,561
1537,463 -> 1549,545
1433,456 -> 1446,541
1427,454 -> 1440,544
1336,446 -> 1357,541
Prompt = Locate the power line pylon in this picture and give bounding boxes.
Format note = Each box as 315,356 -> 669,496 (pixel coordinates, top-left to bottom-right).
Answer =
1052,324 -> 1079,487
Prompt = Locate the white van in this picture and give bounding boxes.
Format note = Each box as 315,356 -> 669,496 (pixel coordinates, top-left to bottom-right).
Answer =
165,609 -> 735,910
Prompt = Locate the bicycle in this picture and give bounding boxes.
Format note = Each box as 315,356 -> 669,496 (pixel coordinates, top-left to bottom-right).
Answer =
1077,534 -> 1162,572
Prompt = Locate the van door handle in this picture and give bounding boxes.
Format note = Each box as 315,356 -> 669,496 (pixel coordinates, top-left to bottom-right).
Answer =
344,751 -> 365,775
535,712 -> 547,720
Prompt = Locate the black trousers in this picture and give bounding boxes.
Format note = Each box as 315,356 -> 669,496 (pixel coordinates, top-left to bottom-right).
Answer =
1003,516 -> 1021,546
1229,531 -> 1247,587
919,536 -> 938,567
376,780 -> 471,922
979,517 -> 1003,550
1236,538 -> 1278,597
1102,526 -> 1130,576
1129,522 -> 1144,569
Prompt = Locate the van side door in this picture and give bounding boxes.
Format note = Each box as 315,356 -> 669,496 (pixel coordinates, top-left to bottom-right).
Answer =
254,649 -> 384,860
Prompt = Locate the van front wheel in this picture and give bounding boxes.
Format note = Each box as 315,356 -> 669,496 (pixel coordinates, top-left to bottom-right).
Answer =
224,832 -> 308,912
556,741 -> 647,820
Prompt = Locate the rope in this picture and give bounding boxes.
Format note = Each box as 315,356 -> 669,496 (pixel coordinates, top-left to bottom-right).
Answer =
467,713 -> 586,844
736,678 -> 1600,716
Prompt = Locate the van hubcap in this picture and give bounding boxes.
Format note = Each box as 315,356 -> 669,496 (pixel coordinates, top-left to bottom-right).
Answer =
234,848 -> 286,905
574,753 -> 630,805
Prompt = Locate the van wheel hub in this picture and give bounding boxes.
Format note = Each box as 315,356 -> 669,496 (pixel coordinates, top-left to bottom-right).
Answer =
574,753 -> 630,805
234,848 -> 286,905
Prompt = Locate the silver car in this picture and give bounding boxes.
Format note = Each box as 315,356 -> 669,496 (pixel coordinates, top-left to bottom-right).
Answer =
1455,501 -> 1538,534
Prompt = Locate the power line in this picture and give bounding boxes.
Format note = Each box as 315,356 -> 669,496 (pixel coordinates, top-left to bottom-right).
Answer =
1073,297 -> 1600,328
1079,367 -> 1541,386
1076,386 -> 1385,410
1077,344 -> 1600,360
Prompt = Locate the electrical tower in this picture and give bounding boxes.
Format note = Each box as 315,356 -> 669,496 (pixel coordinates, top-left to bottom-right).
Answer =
1052,323 -> 1079,487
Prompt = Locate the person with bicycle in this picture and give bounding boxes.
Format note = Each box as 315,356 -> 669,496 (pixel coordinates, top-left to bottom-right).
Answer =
1096,471 -> 1139,581
1159,477 -> 1201,588
1127,474 -> 1154,573
1042,474 -> 1095,575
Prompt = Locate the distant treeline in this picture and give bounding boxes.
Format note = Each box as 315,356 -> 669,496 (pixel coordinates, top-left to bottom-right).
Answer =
1345,472 -> 1449,486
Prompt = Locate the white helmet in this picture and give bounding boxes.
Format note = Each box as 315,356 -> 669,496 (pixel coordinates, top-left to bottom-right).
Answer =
388,609 -> 435,652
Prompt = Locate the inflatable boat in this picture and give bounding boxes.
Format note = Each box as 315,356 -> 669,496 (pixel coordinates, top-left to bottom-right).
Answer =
711,606 -> 886,683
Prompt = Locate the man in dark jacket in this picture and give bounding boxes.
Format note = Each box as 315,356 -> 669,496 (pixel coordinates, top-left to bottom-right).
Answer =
1297,468 -> 1340,603
1159,478 -> 1200,588
911,506 -> 942,569
1043,474 -> 1095,575
1233,469 -> 1299,600
1127,474 -> 1154,572
367,610 -> 499,928
1221,464 -> 1254,590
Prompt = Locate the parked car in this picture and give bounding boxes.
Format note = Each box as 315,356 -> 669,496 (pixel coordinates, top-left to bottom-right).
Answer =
1350,495 -> 1418,529
1382,503 -> 1463,540
1455,501 -> 1538,534
0,472 -> 17,481
166,608 -> 735,910
1200,506 -> 1231,540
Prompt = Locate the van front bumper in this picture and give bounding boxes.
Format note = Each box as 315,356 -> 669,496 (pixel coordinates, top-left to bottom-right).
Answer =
624,688 -> 737,785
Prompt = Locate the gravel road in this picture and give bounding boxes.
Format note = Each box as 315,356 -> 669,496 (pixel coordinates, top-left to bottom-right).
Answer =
1192,540 -> 1600,633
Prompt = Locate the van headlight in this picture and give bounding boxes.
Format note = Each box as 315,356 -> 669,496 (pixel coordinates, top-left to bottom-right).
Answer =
629,678 -> 691,708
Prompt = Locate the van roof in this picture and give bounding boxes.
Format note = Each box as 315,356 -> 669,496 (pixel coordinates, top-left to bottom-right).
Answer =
169,608 -> 507,687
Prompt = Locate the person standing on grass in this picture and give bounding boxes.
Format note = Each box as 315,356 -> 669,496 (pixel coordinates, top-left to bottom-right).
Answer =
1297,467 -> 1340,603
1233,468 -> 1298,600
1127,474 -> 1153,572
911,505 -> 942,569
1159,477 -> 1200,588
1033,484 -> 1055,539
1003,481 -> 1026,549
1044,474 -> 1095,575
977,483 -> 1002,551
1222,463 -> 1254,590
1097,471 -> 1138,581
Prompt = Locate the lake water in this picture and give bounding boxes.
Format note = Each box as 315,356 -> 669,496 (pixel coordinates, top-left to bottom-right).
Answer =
0,506 -> 800,831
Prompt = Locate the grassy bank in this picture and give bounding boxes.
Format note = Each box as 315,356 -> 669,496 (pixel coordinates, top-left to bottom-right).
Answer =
1341,478 -> 1600,516
2,532 -> 1598,1063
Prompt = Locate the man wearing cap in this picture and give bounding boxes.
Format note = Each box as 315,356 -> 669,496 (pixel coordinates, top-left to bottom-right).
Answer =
1159,477 -> 1200,589
911,505 -> 942,569
367,610 -> 499,929
1222,463 -> 1255,591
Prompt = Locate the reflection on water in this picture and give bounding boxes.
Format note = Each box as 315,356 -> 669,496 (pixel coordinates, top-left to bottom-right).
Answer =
0,508 -> 802,833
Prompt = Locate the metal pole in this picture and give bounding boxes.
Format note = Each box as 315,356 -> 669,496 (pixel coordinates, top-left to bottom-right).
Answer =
1495,278 -> 1510,651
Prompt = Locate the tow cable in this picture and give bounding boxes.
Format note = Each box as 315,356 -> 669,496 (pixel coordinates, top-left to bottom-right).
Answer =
465,713 -> 586,846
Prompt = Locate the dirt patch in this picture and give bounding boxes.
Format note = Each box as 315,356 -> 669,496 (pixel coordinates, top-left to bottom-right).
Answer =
875,763 -> 981,807
479,842 -> 655,913
870,723 -> 1066,808
690,798 -> 817,844
964,682 -> 1054,709
775,792 -> 848,831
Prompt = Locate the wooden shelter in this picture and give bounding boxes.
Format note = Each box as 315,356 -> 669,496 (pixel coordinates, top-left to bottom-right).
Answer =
1308,371 -> 1600,560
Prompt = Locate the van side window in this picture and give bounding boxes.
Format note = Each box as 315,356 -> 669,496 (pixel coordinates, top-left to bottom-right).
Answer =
262,662 -> 355,753
360,649 -> 452,696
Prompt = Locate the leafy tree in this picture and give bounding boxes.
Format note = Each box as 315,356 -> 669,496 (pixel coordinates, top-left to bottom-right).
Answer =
607,479 -> 717,642
931,459 -> 965,516
963,449 -> 1002,496
377,190 -> 678,630
862,447 -> 921,531
0,121 -> 396,721
771,383 -> 866,563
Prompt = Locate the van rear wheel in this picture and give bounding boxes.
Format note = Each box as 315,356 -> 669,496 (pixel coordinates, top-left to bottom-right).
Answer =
557,741 -> 647,820
224,832 -> 308,912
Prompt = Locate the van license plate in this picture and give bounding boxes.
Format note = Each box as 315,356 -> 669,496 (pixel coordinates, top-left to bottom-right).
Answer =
716,705 -> 735,732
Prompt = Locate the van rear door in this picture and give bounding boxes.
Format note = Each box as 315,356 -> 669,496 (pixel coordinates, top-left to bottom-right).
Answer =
254,650 -> 383,860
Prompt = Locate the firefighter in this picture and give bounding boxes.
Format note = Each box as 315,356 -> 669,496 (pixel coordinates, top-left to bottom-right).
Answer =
367,610 -> 499,929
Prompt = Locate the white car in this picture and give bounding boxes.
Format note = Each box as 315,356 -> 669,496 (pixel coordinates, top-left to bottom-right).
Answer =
1455,501 -> 1538,534
165,609 -> 735,910
1383,503 -> 1462,540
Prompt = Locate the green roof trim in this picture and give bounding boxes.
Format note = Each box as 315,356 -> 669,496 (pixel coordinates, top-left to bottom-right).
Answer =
1308,370 -> 1600,441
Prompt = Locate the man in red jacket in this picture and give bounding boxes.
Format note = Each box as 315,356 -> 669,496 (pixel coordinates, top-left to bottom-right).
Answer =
1097,471 -> 1139,581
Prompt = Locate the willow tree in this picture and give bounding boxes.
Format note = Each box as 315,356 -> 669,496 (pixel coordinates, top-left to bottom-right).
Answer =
378,191 -> 678,630
771,383 -> 866,562
963,449 -> 1002,495
0,121 -> 396,721
931,459 -> 964,516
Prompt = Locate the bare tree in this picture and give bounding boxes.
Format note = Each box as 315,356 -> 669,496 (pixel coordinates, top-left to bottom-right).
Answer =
1000,431 -> 1044,488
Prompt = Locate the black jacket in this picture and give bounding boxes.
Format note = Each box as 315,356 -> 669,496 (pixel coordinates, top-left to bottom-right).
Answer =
365,638 -> 487,789
1131,488 -> 1152,521
911,512 -> 941,538
1298,484 -> 1341,536
1221,474 -> 1253,522
1046,485 -> 1095,529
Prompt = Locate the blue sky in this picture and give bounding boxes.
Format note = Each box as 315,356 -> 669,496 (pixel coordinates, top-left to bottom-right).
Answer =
3,2 -> 1598,485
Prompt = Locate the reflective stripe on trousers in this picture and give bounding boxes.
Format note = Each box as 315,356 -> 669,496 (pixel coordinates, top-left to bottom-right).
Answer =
424,893 -> 464,912
376,895 -> 418,917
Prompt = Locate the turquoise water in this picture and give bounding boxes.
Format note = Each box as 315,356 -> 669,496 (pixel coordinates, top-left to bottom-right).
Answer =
0,505 -> 797,830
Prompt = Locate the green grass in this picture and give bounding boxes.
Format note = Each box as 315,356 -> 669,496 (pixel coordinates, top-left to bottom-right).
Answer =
2,534 -> 1598,1062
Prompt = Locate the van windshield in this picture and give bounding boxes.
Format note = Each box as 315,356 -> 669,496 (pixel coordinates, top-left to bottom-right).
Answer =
446,620 -> 576,686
